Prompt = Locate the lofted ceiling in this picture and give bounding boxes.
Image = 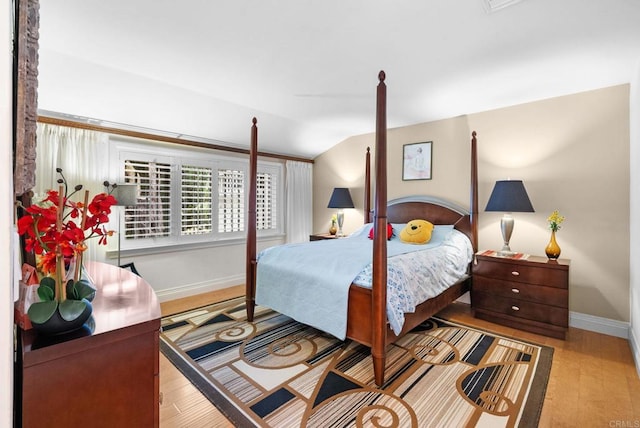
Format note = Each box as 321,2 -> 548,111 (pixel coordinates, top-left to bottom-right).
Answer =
37,0 -> 640,159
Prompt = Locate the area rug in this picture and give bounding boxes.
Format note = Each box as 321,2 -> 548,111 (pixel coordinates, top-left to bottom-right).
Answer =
160,297 -> 553,427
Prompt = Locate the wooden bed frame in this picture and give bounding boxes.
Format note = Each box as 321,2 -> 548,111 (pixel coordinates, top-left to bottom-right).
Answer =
245,71 -> 478,386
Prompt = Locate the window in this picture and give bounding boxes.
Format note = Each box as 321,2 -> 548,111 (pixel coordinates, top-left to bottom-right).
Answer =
218,168 -> 244,233
182,165 -> 213,236
113,140 -> 283,251
256,171 -> 277,230
123,159 -> 172,240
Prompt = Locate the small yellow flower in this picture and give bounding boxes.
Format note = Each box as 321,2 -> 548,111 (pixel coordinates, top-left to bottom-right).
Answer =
548,210 -> 565,232
331,214 -> 337,225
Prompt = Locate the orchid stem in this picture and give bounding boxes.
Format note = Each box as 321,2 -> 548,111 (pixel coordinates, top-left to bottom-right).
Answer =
74,190 -> 90,282
56,185 -> 66,302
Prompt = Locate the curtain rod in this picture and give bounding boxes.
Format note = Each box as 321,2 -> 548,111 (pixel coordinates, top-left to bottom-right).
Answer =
37,115 -> 314,164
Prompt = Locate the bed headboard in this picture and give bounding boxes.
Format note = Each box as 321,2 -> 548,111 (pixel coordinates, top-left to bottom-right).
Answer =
364,131 -> 478,253
386,195 -> 472,243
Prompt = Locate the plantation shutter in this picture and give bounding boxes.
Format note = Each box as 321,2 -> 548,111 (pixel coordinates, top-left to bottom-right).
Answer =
181,165 -> 213,236
114,140 -> 284,251
218,168 -> 245,233
123,160 -> 172,239
256,171 -> 277,231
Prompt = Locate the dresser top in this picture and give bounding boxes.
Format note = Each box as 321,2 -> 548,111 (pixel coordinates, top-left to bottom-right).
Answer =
20,261 -> 161,359
476,250 -> 570,268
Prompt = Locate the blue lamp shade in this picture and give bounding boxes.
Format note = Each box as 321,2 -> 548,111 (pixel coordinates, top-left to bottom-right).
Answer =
327,188 -> 355,209
484,180 -> 533,255
485,180 -> 534,213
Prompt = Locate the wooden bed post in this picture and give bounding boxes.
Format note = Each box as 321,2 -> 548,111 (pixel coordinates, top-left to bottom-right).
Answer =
364,147 -> 371,223
243,78 -> 478,387
246,118 -> 258,321
372,71 -> 388,386
470,131 -> 478,252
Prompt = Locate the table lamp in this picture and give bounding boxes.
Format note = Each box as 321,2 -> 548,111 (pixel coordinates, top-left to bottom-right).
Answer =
485,180 -> 534,256
327,187 -> 354,237
112,184 -> 139,267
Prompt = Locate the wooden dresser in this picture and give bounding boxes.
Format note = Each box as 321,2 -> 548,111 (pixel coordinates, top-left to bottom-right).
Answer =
15,262 -> 161,427
472,253 -> 570,339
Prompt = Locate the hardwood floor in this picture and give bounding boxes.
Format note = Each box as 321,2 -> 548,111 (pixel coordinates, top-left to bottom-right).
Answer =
159,286 -> 243,428
159,287 -> 640,427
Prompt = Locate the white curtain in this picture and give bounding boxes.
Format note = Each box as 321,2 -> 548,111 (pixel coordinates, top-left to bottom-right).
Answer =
35,123 -> 110,263
285,160 -> 313,243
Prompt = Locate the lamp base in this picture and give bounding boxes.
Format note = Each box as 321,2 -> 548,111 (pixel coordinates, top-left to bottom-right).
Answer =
337,211 -> 345,237
496,243 -> 515,257
497,214 -> 515,257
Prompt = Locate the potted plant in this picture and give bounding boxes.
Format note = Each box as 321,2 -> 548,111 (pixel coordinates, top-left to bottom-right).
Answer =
17,169 -> 117,334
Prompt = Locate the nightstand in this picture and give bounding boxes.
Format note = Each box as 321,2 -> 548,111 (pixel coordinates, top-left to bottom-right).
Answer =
472,252 -> 570,339
309,233 -> 339,241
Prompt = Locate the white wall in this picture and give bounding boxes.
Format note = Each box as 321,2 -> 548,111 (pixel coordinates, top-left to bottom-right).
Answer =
116,237 -> 284,302
630,59 -> 640,376
1,0 -> 14,424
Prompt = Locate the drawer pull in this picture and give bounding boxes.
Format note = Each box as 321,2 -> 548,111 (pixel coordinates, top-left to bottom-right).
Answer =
511,306 -> 520,311
511,288 -> 520,294
511,271 -> 520,276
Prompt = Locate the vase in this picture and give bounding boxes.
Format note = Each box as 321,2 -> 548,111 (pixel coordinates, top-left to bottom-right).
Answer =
30,300 -> 93,336
545,230 -> 561,260
29,253 -> 95,336
329,224 -> 337,235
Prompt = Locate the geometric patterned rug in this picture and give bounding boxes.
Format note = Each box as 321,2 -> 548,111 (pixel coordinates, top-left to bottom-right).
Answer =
160,297 -> 553,427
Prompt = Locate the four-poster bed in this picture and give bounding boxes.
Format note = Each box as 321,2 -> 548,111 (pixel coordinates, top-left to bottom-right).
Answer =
246,71 -> 478,386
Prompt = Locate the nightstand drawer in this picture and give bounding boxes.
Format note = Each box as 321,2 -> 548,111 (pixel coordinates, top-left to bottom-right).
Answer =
473,291 -> 569,327
473,276 -> 568,308
474,258 -> 568,289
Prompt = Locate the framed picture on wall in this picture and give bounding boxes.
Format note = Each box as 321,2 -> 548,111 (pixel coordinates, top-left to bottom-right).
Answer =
402,141 -> 432,180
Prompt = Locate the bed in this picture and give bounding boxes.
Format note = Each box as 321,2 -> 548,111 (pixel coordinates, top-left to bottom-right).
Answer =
245,71 -> 479,386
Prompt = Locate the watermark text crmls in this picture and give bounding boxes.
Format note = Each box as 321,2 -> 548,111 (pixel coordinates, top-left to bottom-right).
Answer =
610,421 -> 640,428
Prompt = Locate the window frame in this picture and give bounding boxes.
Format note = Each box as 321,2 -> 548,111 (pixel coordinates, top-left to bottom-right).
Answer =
109,138 -> 284,254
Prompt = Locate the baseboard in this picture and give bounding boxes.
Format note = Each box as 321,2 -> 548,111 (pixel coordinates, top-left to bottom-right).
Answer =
629,324 -> 640,379
569,311 -> 629,339
155,274 -> 244,302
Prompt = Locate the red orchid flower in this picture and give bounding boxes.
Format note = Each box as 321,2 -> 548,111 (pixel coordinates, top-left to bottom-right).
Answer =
17,176 -> 117,276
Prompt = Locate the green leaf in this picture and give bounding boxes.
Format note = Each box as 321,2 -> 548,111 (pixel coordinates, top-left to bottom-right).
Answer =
59,299 -> 89,322
74,279 -> 96,301
66,279 -> 79,300
38,276 -> 56,301
37,283 -> 55,302
27,301 -> 58,324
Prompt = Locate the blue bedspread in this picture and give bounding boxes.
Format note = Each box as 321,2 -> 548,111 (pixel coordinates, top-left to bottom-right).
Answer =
255,225 -> 462,339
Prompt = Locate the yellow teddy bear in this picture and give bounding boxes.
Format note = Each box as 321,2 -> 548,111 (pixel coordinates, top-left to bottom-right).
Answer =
399,219 -> 434,244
